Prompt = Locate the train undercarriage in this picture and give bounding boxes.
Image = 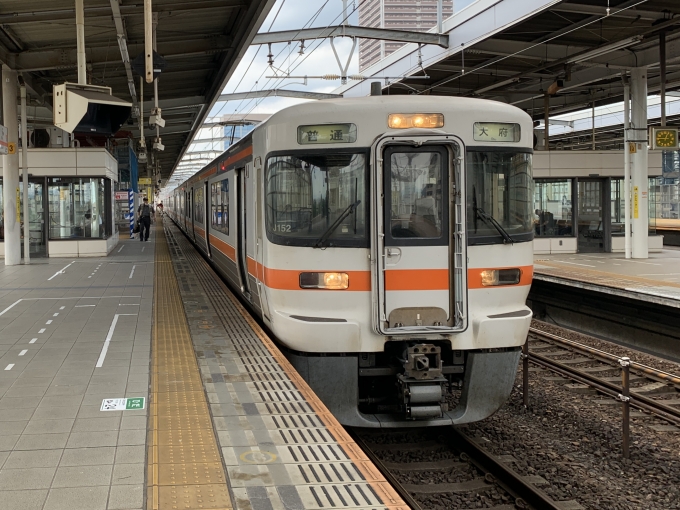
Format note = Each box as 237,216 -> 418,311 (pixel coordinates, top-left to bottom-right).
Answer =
286,342 -> 521,428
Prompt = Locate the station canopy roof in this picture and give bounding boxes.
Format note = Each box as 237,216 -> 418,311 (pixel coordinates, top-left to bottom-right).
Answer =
371,0 -> 679,148
0,0 -> 274,182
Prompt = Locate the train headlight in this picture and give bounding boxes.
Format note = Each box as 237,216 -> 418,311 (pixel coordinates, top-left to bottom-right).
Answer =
299,272 -> 349,290
388,113 -> 444,129
481,268 -> 521,286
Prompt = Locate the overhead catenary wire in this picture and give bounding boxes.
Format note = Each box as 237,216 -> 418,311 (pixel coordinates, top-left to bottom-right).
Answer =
180,0 -> 362,182
226,0 -> 366,124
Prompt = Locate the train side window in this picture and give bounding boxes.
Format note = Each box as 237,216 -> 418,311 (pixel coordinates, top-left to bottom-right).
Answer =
211,179 -> 229,235
194,187 -> 204,224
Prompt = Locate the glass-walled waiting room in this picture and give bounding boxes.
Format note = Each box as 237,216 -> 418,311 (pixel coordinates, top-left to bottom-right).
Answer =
534,177 -> 658,253
0,177 -> 113,256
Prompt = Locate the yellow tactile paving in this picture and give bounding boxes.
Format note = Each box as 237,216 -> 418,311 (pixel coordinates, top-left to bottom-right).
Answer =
147,227 -> 232,510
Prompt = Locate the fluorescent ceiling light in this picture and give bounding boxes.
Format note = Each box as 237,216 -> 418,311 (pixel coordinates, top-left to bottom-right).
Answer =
567,36 -> 642,64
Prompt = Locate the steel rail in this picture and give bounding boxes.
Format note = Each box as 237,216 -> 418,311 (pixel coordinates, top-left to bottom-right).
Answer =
348,431 -> 424,510
352,428 -> 564,510
529,350 -> 680,426
529,327 -> 680,386
449,428 -> 563,510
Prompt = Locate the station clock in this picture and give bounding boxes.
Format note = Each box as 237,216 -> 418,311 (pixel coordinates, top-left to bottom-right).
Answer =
650,127 -> 679,150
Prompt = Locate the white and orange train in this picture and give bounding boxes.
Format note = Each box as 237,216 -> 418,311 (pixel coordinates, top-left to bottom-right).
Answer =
166,95 -> 534,427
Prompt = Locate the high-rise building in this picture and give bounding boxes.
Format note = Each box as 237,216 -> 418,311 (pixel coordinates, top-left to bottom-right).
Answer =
359,0 -> 455,71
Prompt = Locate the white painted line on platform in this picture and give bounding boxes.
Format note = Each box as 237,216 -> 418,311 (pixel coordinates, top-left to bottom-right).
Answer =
142,247 -> 145,252
639,273 -> 680,276
46,320 -> 53,325
75,305 -> 96,308
0,297 -> 143,317
47,261 -> 75,281
4,364 -> 14,371
617,259 -> 661,266
96,314 -> 137,368
0,300 -> 21,317
19,350 -> 27,356
129,265 -> 136,279
119,304 -> 139,306
118,246 -> 124,253
552,260 -> 596,268
53,313 -> 59,317
29,339 -> 37,344
38,328 -> 46,334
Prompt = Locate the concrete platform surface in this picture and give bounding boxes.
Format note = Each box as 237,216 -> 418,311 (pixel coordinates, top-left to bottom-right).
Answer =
0,236 -> 154,510
534,248 -> 680,306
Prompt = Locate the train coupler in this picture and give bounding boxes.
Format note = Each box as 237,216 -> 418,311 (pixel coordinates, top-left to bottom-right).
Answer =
398,343 -> 448,419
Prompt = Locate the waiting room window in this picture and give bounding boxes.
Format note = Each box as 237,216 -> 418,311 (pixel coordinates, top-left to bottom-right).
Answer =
48,177 -> 110,239
533,179 -> 573,237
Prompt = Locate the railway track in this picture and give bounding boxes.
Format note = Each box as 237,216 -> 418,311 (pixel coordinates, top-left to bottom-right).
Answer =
351,428 -> 569,510
528,327 -> 680,427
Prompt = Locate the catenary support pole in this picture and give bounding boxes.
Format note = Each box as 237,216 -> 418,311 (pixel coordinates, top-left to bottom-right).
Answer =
623,75 -> 632,259
2,66 -> 20,265
591,99 -> 596,150
437,0 -> 443,33
20,82 -> 29,264
544,94 -> 550,151
660,31 -> 666,127
76,0 -> 86,84
630,67 -> 648,259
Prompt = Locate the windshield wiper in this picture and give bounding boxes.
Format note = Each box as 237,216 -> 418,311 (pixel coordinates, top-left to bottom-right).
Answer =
475,207 -> 514,244
313,200 -> 361,248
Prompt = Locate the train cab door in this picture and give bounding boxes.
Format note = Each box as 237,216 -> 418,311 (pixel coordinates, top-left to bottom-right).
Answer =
235,167 -> 250,297
376,144 -> 459,334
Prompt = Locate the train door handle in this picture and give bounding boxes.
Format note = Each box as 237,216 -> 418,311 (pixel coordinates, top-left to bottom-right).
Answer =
385,247 -> 401,265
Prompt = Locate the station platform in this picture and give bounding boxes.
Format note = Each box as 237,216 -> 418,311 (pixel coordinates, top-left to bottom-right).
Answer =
534,249 -> 680,308
0,219 -> 406,510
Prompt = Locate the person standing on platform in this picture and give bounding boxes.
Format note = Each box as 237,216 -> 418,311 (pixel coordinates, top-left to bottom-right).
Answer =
137,198 -> 154,242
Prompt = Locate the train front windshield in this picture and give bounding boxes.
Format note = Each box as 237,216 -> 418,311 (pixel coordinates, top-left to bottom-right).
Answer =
467,149 -> 534,244
265,152 -> 368,247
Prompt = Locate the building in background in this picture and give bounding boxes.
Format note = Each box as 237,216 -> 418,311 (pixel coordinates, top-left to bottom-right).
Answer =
359,0 -> 455,71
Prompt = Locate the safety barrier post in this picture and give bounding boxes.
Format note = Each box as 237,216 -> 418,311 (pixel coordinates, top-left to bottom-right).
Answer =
522,339 -> 529,407
128,189 -> 135,239
619,357 -> 631,459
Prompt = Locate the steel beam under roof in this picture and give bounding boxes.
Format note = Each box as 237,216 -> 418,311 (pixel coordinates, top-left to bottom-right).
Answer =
338,0 -> 680,133
0,0 -> 275,184
252,25 -> 449,48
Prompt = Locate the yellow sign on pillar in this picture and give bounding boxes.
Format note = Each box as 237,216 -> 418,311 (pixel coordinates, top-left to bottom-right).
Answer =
16,187 -> 20,218
633,186 -> 639,219
629,142 -> 636,154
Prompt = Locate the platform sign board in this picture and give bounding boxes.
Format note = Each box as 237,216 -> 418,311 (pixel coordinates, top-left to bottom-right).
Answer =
100,397 -> 145,411
114,191 -> 128,201
0,125 -> 7,155
138,177 -> 152,185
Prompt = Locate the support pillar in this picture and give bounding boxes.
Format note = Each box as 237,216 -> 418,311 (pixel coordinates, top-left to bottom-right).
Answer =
2,65 -> 19,265
630,67 -> 648,259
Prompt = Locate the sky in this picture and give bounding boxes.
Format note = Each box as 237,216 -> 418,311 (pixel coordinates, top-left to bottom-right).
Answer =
169,0 -> 477,186
208,0 -> 362,122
